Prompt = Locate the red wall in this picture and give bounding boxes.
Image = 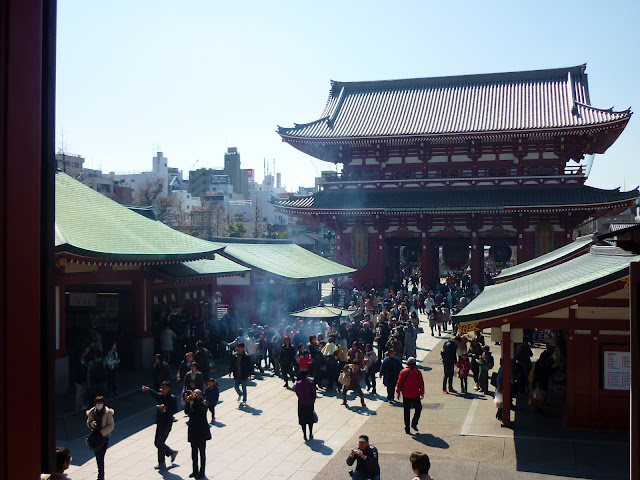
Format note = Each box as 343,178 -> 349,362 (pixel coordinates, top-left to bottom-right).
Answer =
566,332 -> 630,430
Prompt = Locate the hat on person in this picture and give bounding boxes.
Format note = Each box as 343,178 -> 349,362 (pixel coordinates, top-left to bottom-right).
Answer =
407,357 -> 417,366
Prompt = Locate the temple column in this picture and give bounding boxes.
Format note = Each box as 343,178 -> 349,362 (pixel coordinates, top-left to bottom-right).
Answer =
470,234 -> 483,287
501,325 -> 512,425
420,233 -> 430,288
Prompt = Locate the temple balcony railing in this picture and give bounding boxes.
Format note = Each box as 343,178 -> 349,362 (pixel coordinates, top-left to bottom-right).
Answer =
319,165 -> 586,189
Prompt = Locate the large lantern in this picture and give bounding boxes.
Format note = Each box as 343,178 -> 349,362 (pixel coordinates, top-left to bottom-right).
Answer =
489,245 -> 512,265
402,246 -> 420,265
442,245 -> 469,268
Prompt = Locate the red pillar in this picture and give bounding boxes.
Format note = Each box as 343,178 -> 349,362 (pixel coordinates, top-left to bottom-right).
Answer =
471,235 -> 483,287
501,328 -> 511,425
420,234 -> 430,287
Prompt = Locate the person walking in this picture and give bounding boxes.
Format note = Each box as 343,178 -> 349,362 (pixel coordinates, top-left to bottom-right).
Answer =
160,325 -> 177,364
363,344 -> 378,395
468,338 -> 483,391
341,362 -> 366,407
441,337 -> 458,394
86,396 -> 114,480
380,349 -> 403,402
183,362 -> 205,392
73,346 -> 90,411
228,342 -> 252,405
455,354 -> 472,393
403,322 -> 418,360
346,435 -> 380,480
396,357 -> 425,434
409,451 -> 435,480
184,389 -> 211,479
152,354 -> 171,391
279,336 -> 296,388
104,342 -> 120,396
294,369 -> 317,441
479,345 -> 494,394
194,340 -> 213,382
141,381 -> 179,469
203,378 -> 219,424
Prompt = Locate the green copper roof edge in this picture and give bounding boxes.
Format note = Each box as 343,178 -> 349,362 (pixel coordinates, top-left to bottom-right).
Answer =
55,243 -> 223,261
456,268 -> 629,324
217,251 -> 355,282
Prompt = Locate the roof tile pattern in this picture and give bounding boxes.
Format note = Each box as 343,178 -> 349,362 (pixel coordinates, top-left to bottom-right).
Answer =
456,247 -> 639,322
218,242 -> 355,281
275,186 -> 639,212
56,172 -> 223,260
279,65 -> 630,140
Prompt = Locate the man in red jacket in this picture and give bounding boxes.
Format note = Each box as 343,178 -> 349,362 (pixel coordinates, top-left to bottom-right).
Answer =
396,357 -> 425,434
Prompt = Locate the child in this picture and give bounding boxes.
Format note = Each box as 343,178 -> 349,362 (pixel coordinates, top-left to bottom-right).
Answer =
455,354 -> 472,393
204,378 -> 219,424
298,349 -> 312,372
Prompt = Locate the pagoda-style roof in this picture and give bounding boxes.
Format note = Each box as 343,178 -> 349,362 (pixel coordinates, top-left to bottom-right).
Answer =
273,185 -> 639,215
210,239 -> 356,283
495,235 -> 594,282
278,65 -> 631,147
56,172 -> 223,262
455,245 -> 639,324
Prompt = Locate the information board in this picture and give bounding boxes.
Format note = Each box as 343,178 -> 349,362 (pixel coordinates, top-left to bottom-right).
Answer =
603,350 -> 631,391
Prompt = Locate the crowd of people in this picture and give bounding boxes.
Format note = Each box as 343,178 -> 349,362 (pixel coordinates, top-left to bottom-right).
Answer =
52,269 -> 563,480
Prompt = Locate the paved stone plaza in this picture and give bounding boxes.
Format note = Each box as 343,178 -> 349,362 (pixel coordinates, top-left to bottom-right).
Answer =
59,314 -> 628,480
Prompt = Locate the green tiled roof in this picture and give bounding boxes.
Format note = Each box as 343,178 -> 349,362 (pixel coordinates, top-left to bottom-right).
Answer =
495,235 -> 594,282
217,242 -> 356,282
55,172 -> 223,261
150,258 -> 250,279
455,246 -> 639,323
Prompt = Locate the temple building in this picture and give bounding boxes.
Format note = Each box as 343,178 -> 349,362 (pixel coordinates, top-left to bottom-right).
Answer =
275,65 -> 637,287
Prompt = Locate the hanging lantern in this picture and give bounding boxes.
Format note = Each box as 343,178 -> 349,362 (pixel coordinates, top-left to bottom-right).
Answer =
402,246 -> 420,265
442,245 -> 470,268
489,245 -> 512,265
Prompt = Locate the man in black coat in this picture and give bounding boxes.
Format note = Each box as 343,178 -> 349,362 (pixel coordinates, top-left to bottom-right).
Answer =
379,349 -> 403,402
229,343 -> 252,405
184,389 -> 211,479
441,336 -> 460,393
152,354 -> 171,391
142,381 -> 179,469
194,341 -> 212,382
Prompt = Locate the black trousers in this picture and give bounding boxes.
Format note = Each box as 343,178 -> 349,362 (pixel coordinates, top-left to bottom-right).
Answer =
191,440 -> 206,475
443,364 -> 454,391
155,422 -> 174,464
403,397 -> 422,428
460,376 -> 468,392
386,382 -> 395,400
281,363 -> 295,384
94,438 -> 109,480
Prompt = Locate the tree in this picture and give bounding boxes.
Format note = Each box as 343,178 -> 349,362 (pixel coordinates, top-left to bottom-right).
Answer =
227,222 -> 246,238
251,199 -> 267,238
135,177 -> 178,225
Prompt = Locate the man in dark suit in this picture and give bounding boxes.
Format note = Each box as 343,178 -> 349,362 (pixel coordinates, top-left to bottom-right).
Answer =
229,342 -> 252,405
142,381 -> 178,469
184,389 -> 211,479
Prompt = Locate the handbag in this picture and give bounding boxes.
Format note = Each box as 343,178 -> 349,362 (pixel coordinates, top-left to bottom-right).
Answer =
338,368 -> 350,386
86,428 -> 105,452
490,372 -> 498,387
312,411 -> 318,423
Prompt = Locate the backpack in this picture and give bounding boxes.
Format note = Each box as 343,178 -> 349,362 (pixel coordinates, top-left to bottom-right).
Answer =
486,353 -> 495,370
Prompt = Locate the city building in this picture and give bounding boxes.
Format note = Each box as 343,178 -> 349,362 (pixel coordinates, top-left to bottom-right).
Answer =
275,65 -> 638,288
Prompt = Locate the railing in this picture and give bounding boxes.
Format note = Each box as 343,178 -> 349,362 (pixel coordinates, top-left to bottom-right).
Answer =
321,164 -> 585,183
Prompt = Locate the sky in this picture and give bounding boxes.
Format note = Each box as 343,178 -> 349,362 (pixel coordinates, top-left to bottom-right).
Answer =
56,0 -> 640,192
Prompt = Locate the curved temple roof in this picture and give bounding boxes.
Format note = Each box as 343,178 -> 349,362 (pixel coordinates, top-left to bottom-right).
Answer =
455,246 -> 639,323
278,65 -> 631,142
274,185 -> 639,214
55,172 -> 224,261
495,235 -> 594,282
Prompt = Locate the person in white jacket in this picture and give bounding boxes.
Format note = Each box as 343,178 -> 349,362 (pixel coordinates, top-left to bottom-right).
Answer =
160,325 -> 177,364
86,396 -> 115,480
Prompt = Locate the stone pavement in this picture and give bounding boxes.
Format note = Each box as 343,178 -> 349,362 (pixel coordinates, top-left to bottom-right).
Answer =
59,317 -> 629,480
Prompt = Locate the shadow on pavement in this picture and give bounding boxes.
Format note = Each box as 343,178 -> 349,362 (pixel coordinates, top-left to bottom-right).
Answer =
412,432 -> 449,449
239,404 -> 262,415
159,466 -> 183,479
306,439 -> 333,455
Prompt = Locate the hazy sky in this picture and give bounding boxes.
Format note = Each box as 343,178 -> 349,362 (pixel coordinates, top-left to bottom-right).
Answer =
56,0 -> 640,192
